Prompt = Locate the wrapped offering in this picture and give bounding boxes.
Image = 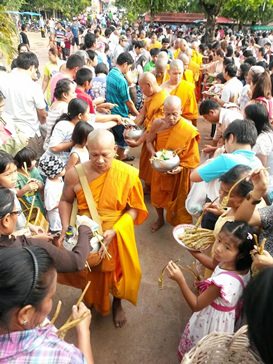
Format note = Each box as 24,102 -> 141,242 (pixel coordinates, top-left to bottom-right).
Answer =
150,149 -> 180,172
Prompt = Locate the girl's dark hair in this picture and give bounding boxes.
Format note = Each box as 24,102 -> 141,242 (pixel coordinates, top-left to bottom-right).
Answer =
244,103 -> 272,135
0,187 -> 15,219
244,268 -> 273,364
53,78 -> 74,100
14,147 -> 37,169
95,62 -> 108,76
251,71 -> 272,100
71,121 -> 93,145
220,221 -> 255,271
51,98 -> 88,136
0,247 -> 55,329
220,164 -> 253,198
215,72 -> 225,84
0,151 -> 15,174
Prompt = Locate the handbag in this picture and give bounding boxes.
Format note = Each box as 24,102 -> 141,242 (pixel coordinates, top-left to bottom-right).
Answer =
71,164 -> 104,267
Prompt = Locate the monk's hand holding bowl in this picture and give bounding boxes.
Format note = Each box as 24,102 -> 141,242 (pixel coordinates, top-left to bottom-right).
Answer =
167,166 -> 182,175
100,229 -> 116,258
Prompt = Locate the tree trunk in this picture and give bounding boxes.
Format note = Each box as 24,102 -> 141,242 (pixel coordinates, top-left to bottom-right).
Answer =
206,14 -> 216,43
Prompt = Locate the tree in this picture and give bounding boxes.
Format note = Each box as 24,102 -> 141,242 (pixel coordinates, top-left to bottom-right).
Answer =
197,0 -> 225,42
0,5 -> 17,63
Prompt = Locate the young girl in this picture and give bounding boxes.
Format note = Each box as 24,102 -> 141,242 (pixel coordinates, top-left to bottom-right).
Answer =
166,221 -> 254,360
14,147 -> 45,216
66,121 -> 93,171
0,151 -> 43,236
42,98 -> 89,165
0,246 -> 94,364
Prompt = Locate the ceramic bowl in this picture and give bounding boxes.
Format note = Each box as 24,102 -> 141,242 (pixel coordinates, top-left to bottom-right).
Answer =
126,128 -> 144,139
151,150 -> 180,172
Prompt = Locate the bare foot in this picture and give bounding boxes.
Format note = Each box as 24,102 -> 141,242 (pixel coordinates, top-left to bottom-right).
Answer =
151,219 -> 164,232
112,298 -> 127,328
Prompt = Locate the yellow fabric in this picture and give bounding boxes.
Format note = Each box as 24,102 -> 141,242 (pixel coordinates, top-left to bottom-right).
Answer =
58,159 -> 148,315
139,89 -> 169,185
170,80 -> 198,121
183,69 -> 195,86
148,41 -> 162,50
192,49 -> 203,66
151,118 -> 200,225
156,65 -> 170,86
173,49 -> 180,59
189,59 -> 201,82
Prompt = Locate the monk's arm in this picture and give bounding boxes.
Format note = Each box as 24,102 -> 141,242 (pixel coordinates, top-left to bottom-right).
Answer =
125,208 -> 138,221
146,119 -> 162,156
59,168 -> 78,236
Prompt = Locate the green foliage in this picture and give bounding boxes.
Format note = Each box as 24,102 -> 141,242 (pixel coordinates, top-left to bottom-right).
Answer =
0,5 -> 17,63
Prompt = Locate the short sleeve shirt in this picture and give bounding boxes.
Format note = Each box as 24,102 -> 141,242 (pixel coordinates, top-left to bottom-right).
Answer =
106,67 -> 130,117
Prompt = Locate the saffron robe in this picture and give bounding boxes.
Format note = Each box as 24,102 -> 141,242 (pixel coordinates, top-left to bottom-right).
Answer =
139,89 -> 169,186
151,118 -> 200,225
58,159 -> 148,315
170,80 -> 198,122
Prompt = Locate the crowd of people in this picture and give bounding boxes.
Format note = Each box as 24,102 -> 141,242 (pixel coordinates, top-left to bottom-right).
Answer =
0,14 -> 273,363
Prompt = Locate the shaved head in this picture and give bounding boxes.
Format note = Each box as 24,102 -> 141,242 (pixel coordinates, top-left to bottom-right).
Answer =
170,59 -> 184,72
87,129 -> 115,149
139,72 -> 157,85
139,71 -> 160,96
157,51 -> 168,62
164,95 -> 181,109
179,53 -> 189,66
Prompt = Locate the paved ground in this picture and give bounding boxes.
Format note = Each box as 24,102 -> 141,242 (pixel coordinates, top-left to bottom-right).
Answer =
28,31 -> 211,364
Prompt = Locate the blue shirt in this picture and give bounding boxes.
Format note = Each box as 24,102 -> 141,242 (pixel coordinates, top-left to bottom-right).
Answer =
106,67 -> 130,117
71,25 -> 79,38
198,150 -> 263,182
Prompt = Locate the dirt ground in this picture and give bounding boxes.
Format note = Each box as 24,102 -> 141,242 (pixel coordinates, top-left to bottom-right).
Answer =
28,31 -> 212,364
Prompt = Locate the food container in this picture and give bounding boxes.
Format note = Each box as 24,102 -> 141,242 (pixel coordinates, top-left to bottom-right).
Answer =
126,127 -> 144,139
150,150 -> 180,172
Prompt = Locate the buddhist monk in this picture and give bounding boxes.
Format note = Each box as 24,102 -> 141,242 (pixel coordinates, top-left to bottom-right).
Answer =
124,72 -> 169,190
162,60 -> 198,126
58,129 -> 148,327
179,53 -> 195,86
146,95 -> 200,231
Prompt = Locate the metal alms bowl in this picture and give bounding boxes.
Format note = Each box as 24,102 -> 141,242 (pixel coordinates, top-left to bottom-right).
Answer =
126,128 -> 144,139
151,151 -> 180,172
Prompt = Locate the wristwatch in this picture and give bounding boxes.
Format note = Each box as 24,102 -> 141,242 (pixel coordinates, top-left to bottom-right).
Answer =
246,192 -> 262,205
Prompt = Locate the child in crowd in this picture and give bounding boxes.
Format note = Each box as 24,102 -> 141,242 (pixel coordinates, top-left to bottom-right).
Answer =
39,155 -> 65,234
92,63 -> 108,99
0,247 -> 94,363
14,147 -> 45,216
166,221 -> 254,360
0,151 -> 43,235
66,121 -> 93,171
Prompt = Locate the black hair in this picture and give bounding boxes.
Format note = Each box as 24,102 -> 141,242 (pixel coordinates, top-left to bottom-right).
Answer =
16,52 -> 39,70
223,57 -> 234,67
199,99 -> 220,115
116,52 -> 134,66
134,40 -> 144,49
224,63 -> 237,78
243,49 -> 253,58
54,78 -> 74,100
71,121 -> 93,145
75,67 -> 93,86
0,247 -> 55,330
220,164 -> 253,198
0,187 -> 15,219
21,24 -> 27,31
104,28 -> 112,38
84,33 -> 96,49
86,49 -> 97,62
239,63 -> 251,81
51,98 -> 88,135
66,54 -> 85,70
245,56 -> 256,66
17,43 -> 28,53
256,60 -> 268,70
14,147 -> 37,169
161,37 -> 170,44
95,62 -> 108,76
259,47 -> 266,57
244,103 -> 272,135
150,48 -> 160,57
220,221 -> 255,271
226,45 -> 234,57
223,119 -> 257,147
215,72 -> 225,84
244,268 -> 273,364
0,151 -> 15,174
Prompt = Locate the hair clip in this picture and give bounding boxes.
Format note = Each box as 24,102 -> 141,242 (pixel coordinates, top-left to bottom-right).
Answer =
247,232 -> 253,240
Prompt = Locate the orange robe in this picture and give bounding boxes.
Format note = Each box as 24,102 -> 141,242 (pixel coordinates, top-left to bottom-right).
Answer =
139,89 -> 169,186
151,118 -> 200,225
183,69 -> 195,86
173,49 -> 180,59
156,66 -> 170,86
58,159 -> 148,315
170,80 -> 198,122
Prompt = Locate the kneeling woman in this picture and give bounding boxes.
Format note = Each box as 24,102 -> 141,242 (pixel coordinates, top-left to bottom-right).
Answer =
0,246 -> 94,363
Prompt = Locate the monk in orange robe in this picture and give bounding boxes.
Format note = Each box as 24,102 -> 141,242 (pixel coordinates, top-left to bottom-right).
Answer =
125,72 -> 169,189
162,60 -> 198,126
58,129 -> 148,327
146,95 -> 200,231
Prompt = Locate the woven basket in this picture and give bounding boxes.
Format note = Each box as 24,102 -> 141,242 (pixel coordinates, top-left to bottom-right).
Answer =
181,325 -> 263,364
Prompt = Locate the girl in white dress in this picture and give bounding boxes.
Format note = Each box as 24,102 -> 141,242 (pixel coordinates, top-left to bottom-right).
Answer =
166,221 -> 254,360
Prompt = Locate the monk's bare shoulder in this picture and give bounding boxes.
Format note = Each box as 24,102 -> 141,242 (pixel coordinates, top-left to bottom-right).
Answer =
63,165 -> 79,190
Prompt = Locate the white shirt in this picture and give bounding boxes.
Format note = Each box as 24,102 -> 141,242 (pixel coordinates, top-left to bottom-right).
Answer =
213,107 -> 243,141
0,69 -> 46,137
44,101 -> 68,150
221,77 -> 243,104
44,177 -> 64,231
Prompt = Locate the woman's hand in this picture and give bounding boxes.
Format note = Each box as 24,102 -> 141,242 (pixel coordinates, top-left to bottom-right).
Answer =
252,249 -> 273,270
27,181 -> 39,192
166,260 -> 185,283
29,224 -> 46,235
72,302 -> 91,332
248,168 -> 269,196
